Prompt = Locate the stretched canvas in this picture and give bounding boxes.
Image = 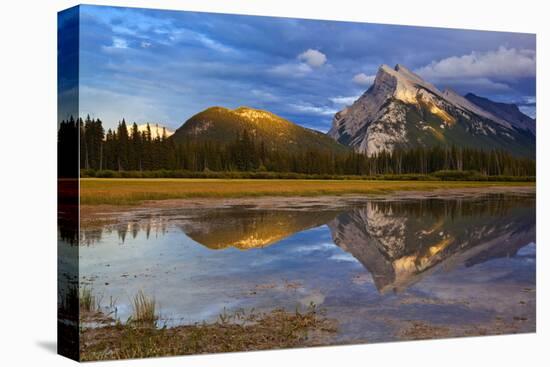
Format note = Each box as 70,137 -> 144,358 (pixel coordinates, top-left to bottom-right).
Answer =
58,4 -> 536,362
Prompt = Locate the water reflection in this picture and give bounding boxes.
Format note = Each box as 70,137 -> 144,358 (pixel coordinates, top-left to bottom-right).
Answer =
80,216 -> 171,245
79,194 -> 535,297
179,209 -> 340,249
328,196 -> 535,293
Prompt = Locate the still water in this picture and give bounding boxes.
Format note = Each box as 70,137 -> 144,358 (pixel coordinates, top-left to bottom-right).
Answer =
77,193 -> 536,342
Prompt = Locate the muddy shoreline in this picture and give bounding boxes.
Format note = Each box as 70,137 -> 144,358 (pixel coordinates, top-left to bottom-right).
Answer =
81,185 -> 535,226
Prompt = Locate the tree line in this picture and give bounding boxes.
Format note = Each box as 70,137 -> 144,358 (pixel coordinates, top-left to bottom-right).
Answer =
58,116 -> 535,177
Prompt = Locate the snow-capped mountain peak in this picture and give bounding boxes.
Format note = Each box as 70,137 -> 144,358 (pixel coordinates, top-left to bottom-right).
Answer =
136,123 -> 174,139
328,64 -> 535,157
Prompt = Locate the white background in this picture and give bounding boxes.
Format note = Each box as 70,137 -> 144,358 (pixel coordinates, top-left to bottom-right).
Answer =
0,0 -> 547,365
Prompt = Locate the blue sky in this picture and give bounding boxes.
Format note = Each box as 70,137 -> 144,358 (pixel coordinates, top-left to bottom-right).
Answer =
68,5 -> 536,132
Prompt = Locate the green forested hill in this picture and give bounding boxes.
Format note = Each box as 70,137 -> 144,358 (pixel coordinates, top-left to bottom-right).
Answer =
171,106 -> 350,155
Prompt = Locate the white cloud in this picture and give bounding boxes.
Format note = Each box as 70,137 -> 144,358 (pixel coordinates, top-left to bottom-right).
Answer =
329,253 -> 359,263
330,95 -> 360,105
270,62 -> 312,77
289,103 -> 337,116
352,73 -> 375,86
111,25 -> 138,37
112,37 -> 128,49
165,28 -> 236,54
444,77 -> 513,92
298,49 -> 327,68
292,242 -> 335,254
522,96 -> 536,105
102,37 -> 129,53
415,46 -> 536,80
518,105 -> 536,119
270,49 -> 327,78
140,41 -> 152,48
195,33 -> 235,53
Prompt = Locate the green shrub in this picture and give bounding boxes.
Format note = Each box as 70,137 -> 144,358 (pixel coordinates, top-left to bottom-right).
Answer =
432,170 -> 486,181
80,169 -> 534,182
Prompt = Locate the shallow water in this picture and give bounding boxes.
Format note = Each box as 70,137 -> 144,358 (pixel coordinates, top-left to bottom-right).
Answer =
74,193 -> 536,343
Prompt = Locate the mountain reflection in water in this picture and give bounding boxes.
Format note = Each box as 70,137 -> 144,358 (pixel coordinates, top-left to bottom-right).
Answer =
328,196 -> 535,293
80,194 -> 535,294
179,210 -> 340,250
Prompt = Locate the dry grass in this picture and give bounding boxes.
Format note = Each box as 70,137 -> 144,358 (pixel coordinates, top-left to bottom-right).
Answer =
129,290 -> 157,327
80,305 -> 336,361
80,178 -> 534,206
79,287 -> 98,313
399,321 -> 452,340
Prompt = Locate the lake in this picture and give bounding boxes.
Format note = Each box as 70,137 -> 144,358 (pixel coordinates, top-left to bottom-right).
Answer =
74,192 -> 536,343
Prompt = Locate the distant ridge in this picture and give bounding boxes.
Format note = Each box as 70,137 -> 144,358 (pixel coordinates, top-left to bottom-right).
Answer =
464,93 -> 536,135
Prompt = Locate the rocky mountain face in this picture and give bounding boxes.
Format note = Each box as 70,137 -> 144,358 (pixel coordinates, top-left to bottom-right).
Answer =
172,106 -> 349,154
464,93 -> 536,135
328,64 -> 536,157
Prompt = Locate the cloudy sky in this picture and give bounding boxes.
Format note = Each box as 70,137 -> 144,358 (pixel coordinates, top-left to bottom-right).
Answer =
67,5 -> 536,132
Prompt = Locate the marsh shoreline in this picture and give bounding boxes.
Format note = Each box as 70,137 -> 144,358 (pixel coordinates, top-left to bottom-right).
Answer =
80,184 -> 535,226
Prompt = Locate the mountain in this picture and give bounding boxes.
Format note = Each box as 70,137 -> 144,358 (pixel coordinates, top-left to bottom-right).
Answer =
136,123 -> 174,139
464,93 -> 536,135
328,64 -> 535,157
172,106 -> 349,154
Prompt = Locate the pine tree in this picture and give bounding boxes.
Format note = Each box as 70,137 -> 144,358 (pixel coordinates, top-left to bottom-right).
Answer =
116,119 -> 129,171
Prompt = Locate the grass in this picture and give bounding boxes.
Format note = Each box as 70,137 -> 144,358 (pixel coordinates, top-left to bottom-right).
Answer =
80,304 -> 335,361
77,288 -> 335,361
79,287 -> 99,313
80,178 -> 535,206
129,290 -> 157,327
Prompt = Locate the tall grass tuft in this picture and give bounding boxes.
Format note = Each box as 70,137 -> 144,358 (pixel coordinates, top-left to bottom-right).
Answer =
130,290 -> 157,327
80,287 -> 98,312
